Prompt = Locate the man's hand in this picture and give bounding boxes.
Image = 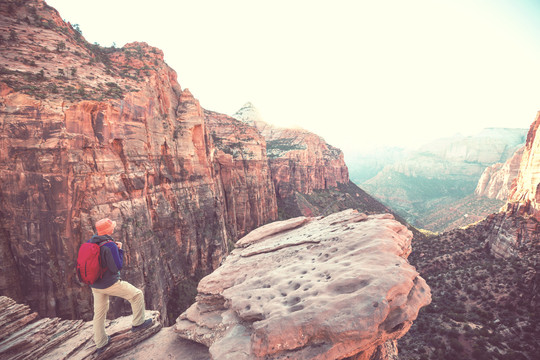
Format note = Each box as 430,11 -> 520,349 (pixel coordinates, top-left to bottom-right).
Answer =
115,241 -> 123,249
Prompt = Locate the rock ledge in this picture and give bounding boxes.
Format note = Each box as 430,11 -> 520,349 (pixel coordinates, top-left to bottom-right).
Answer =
0,296 -> 161,360
175,209 -> 431,360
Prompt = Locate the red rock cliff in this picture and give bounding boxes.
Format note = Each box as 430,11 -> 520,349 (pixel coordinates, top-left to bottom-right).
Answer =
475,147 -> 524,201
0,0 -> 274,325
204,109 -> 278,240
505,112 -> 540,220
233,103 -> 350,218
481,112 -> 540,258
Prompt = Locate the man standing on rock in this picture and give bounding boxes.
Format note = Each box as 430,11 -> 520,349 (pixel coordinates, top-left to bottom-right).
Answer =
89,218 -> 153,351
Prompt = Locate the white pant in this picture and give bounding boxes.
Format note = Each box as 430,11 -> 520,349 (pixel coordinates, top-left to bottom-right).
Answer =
91,280 -> 146,348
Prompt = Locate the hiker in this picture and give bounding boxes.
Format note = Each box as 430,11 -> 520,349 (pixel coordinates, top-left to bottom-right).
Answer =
89,218 -> 153,350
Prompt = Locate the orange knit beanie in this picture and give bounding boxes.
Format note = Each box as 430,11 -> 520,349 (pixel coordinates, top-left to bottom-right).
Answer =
95,218 -> 116,235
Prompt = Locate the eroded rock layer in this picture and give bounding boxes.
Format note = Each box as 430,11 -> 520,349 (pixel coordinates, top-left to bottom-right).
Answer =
475,147 -> 524,201
233,103 -> 350,217
0,0 -> 276,325
506,112 -> 540,220
0,296 -> 163,360
205,109 -> 278,240
174,209 -> 431,360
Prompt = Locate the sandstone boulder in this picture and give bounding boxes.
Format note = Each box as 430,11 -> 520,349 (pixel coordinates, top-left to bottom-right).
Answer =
174,209 -> 431,359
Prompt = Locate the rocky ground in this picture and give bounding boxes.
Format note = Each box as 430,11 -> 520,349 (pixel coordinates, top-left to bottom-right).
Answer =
398,217 -> 540,360
0,296 -> 168,360
413,194 -> 505,233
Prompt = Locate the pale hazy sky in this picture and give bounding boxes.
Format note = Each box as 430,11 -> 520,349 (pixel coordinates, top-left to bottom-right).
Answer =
46,0 -> 540,154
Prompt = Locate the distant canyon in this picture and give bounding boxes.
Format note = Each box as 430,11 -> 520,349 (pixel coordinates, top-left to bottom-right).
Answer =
348,128 -> 527,232
1,1 -> 539,360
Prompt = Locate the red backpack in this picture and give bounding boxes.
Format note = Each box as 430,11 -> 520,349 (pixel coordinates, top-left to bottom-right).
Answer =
76,241 -> 111,285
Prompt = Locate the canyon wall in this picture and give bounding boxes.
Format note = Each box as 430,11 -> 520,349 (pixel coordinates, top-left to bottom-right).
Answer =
233,102 -> 361,219
475,147 -> 524,201
505,112 -> 540,220
0,0 -> 276,324
204,109 -> 278,241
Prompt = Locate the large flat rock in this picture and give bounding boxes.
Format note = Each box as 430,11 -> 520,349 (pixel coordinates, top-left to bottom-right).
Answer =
174,209 -> 431,359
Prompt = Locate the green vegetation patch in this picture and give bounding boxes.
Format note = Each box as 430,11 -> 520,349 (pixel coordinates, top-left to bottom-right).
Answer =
266,138 -> 306,158
399,218 -> 540,360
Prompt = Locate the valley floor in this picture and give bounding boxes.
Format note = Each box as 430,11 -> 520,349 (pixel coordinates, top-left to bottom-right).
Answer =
398,222 -> 540,360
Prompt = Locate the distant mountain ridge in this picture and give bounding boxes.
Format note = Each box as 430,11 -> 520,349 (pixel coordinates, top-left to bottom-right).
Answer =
355,128 -> 527,232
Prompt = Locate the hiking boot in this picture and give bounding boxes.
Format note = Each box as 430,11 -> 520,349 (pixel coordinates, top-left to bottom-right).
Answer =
131,318 -> 153,332
96,335 -> 111,354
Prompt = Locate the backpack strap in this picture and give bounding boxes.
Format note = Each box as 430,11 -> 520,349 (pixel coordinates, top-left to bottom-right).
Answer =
96,239 -> 114,272
96,235 -> 114,247
98,240 -> 113,247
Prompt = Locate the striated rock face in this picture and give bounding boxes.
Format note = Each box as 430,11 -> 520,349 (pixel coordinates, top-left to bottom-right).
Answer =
475,147 -> 524,201
0,0 -> 277,325
174,209 -> 431,360
0,296 -> 163,360
233,103 -> 350,218
477,112 -> 540,259
505,112 -> 540,220
204,109 -> 277,240
481,212 -> 540,258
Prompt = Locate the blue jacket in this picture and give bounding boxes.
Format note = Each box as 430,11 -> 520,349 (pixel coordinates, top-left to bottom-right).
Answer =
89,234 -> 124,289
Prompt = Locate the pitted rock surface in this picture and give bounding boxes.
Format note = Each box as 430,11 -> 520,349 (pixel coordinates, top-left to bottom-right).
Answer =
174,209 -> 431,360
